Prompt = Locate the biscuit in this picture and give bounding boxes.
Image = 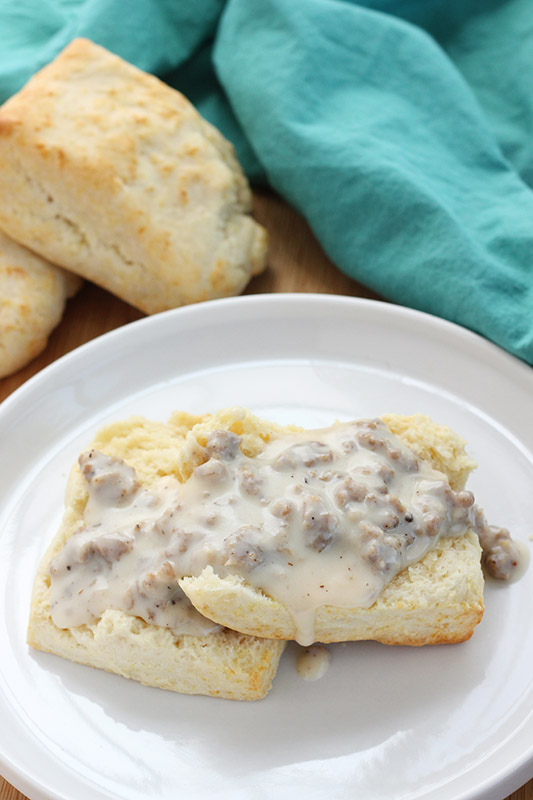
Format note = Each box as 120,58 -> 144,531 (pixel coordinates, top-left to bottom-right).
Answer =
27,416 -> 285,701
0,38 -> 267,314
177,409 -> 484,645
0,230 -> 81,378
27,408 -> 486,703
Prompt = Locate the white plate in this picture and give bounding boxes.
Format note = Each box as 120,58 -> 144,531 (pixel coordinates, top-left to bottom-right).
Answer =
0,294 -> 532,800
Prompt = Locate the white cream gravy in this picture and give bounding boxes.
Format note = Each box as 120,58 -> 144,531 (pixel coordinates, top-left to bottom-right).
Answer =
296,645 -> 331,681
50,450 -> 219,636
49,419 -> 527,645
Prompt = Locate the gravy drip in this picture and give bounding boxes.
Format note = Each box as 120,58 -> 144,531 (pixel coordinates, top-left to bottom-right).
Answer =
49,420 -> 527,645
296,645 -> 331,681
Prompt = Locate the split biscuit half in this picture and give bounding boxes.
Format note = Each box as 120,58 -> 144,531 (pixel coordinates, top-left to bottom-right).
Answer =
27,415 -> 285,701
177,409 -> 485,645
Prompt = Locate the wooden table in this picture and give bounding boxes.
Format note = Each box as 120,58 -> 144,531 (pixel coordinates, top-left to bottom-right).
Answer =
0,192 -> 530,800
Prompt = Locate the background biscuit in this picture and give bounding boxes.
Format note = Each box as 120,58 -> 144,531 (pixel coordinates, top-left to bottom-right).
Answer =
0,230 -> 80,378
0,39 -> 267,314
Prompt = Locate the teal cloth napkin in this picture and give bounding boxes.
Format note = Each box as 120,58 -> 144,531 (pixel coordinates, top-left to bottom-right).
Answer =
1,0 -> 532,364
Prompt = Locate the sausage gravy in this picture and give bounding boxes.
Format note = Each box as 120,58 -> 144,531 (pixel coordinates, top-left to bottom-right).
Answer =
49,419 -> 528,645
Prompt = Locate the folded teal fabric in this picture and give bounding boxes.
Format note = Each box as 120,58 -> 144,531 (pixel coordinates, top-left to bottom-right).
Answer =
1,0 -> 532,364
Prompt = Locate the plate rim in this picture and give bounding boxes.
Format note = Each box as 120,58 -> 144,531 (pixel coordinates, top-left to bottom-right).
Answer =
1,293 -> 532,420
0,292 -> 531,800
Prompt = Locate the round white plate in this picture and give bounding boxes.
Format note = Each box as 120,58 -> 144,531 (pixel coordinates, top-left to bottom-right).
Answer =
0,294 -> 531,800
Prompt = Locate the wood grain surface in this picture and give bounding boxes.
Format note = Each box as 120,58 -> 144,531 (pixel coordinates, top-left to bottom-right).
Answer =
0,192 -> 530,800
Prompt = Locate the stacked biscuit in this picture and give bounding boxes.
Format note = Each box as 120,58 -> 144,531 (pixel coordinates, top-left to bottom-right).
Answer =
0,40 -> 267,377
28,409 -> 485,701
